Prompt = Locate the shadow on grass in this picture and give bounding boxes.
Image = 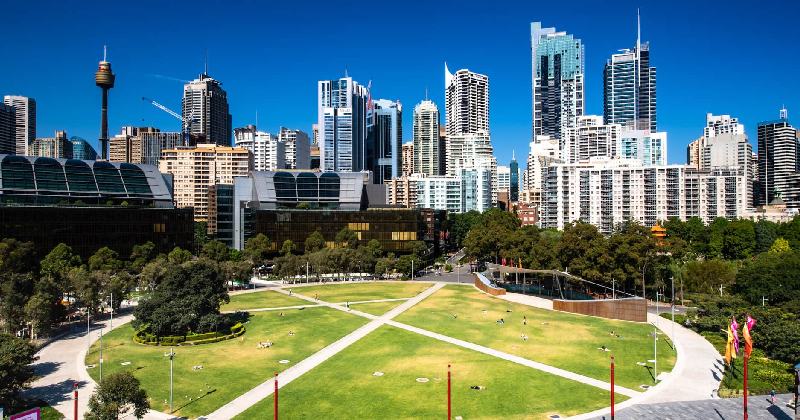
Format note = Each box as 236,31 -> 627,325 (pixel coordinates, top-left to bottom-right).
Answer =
173,388 -> 217,413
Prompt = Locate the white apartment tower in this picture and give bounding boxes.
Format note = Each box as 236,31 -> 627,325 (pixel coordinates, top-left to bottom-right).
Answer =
234,125 -> 285,171
562,116 -> 621,163
413,100 -> 441,175
444,64 -> 489,137
3,95 -> 36,155
278,127 -> 310,169
446,130 -> 498,204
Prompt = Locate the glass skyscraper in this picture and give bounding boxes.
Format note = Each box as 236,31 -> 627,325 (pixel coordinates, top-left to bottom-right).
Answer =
531,22 -> 585,142
510,153 -> 519,201
70,136 -> 98,160
318,77 -> 368,173
603,34 -> 657,131
371,99 -> 403,184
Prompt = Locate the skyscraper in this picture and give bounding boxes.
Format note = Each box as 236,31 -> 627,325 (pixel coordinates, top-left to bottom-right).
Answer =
71,136 -> 98,160
757,109 -> 800,208
371,99 -> 403,183
234,125 -> 284,171
562,116 -> 621,163
444,65 -> 489,137
278,127 -> 310,170
31,130 -> 72,159
531,22 -> 585,142
446,131 -> 498,204
0,103 -> 15,154
401,142 -> 414,177
318,76 -> 368,172
3,95 -> 35,155
510,153 -> 519,201
603,13 -> 657,131
182,74 -> 232,146
413,100 -> 441,175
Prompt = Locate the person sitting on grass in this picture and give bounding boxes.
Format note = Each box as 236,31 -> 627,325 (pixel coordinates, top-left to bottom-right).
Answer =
521,333 -> 528,340
279,312 -> 284,317
289,330 -> 294,336
266,340 -> 273,347
453,315 -> 457,319
496,318 -> 505,324
470,385 -> 487,390
598,345 -> 609,351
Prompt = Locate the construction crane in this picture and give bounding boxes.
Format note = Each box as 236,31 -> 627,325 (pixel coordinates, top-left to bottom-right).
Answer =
141,97 -> 197,145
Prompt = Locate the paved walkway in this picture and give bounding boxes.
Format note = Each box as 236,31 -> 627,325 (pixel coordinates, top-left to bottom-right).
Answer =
200,283 -> 446,419
586,394 -> 797,420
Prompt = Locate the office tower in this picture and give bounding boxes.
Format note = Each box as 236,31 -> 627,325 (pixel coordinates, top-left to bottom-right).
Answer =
183,74 -> 232,146
401,142 -> 414,176
439,125 -> 447,175
386,174 -> 419,208
71,136 -> 98,160
312,124 -> 319,145
758,109 -> 800,208
540,159 -> 747,233
444,64 -> 489,137
498,166 -> 511,193
31,131 -> 72,159
3,95 -> 36,155
603,13 -> 657,131
413,100 -> 441,175
562,116 -> 621,163
531,22 -> 585,142
110,132 -> 141,163
159,145 -> 253,224
139,131 -> 184,166
234,125 -> 284,171
0,103 -> 15,154
278,127 -> 310,169
510,153 -> 519,201
446,130 -> 497,204
318,76 -> 368,172
618,130 -> 667,166
95,48 -> 115,160
371,99 -> 402,183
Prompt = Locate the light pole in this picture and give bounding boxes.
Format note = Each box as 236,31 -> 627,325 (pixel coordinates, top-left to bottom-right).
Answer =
670,276 -> 675,350
306,262 -> 309,284
612,278 -> 616,299
655,291 -> 660,330
110,293 -> 113,331
411,260 -> 414,282
650,322 -> 658,384
762,296 -> 768,307
99,329 -> 103,382
86,308 -> 90,352
719,284 -> 724,297
165,347 -> 175,414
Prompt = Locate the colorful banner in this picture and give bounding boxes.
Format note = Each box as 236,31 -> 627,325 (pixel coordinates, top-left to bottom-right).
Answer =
743,314 -> 756,359
725,324 -> 735,364
731,317 -> 740,354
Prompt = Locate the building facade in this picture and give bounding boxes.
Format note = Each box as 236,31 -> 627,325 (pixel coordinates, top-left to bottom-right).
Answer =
510,153 -> 519,201
31,131 -> 72,159
3,95 -> 36,155
386,174 -> 418,208
234,126 -> 285,171
603,40 -> 657,131
278,127 -> 310,170
401,142 -> 414,177
445,65 -> 489,137
159,145 -> 253,225
413,100 -> 441,175
70,137 -> 98,160
0,103 -> 15,154
757,110 -> 800,208
618,129 -> 667,166
371,99 -> 403,184
318,76 -> 368,173
415,168 -> 493,213
562,116 -> 620,163
182,74 -> 232,146
446,131 -> 498,204
540,159 -> 747,233
531,22 -> 585,142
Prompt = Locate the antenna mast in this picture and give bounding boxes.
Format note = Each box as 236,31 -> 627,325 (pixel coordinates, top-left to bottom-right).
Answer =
205,49 -> 208,75
103,45 -> 107,61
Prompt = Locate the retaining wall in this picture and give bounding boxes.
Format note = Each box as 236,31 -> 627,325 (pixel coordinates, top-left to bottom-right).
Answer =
553,297 -> 646,322
474,273 -> 506,296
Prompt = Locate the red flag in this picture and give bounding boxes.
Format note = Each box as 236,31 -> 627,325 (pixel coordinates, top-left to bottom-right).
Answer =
743,314 -> 755,359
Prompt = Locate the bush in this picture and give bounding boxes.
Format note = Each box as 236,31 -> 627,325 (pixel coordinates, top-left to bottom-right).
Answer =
444,264 -> 453,272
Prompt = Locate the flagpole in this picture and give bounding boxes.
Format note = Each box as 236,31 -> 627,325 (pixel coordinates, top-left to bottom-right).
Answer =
744,356 -> 748,420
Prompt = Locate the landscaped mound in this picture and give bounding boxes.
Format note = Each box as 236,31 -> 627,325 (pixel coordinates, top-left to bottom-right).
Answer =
134,320 -> 245,346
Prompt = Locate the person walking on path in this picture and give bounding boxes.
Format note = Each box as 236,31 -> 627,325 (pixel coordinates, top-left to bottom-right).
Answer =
346,302 -> 350,311
523,316 -> 527,326
315,293 -> 318,302
771,389 -> 776,406
289,289 -> 292,296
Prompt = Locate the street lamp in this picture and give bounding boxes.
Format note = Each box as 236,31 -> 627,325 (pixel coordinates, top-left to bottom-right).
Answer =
650,322 -> 658,384
165,348 -> 176,414
671,276 -> 675,351
99,329 -> 104,382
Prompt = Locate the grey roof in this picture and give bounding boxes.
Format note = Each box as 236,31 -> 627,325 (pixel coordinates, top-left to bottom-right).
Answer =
248,170 -> 366,209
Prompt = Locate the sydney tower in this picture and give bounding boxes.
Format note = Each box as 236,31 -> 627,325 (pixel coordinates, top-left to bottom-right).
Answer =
95,46 -> 115,160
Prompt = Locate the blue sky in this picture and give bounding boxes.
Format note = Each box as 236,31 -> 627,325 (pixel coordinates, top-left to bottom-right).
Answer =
2,0 -> 798,169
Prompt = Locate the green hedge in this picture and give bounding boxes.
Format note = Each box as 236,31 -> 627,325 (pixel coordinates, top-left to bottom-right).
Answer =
134,323 -> 246,346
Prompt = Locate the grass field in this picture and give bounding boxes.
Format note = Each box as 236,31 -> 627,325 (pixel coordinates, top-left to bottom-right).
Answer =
222,290 -> 314,311
291,282 -> 431,303
85,307 -> 367,418
234,325 -> 627,420
394,285 -> 676,391
348,300 -> 407,316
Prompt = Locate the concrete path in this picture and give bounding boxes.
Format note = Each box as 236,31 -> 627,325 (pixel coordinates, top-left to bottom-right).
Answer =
586,394 -> 797,420
200,283 -> 446,419
498,290 -> 555,310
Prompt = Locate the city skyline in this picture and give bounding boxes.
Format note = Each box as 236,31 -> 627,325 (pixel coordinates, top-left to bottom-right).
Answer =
2,1 -> 798,170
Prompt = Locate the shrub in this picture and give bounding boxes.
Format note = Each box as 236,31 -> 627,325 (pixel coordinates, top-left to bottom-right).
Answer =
444,264 -> 453,272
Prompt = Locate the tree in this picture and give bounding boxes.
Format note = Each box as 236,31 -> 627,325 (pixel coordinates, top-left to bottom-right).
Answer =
88,247 -> 123,272
374,257 -> 394,279
335,228 -> 360,249
40,243 -> 81,283
167,247 -> 192,265
69,268 -> 101,313
201,240 -> 230,262
128,242 -> 156,273
0,333 -> 38,407
0,238 -> 38,275
769,237 -> 792,254
722,219 -> 755,260
296,202 -> 310,209
194,221 -> 208,250
85,371 -> 149,420
0,273 -> 34,334
754,219 -> 778,254
280,240 -> 296,257
304,231 -> 326,254
244,234 -> 271,265
366,239 -> 383,259
683,259 -> 737,294
395,254 -> 422,277
734,250 -> 800,305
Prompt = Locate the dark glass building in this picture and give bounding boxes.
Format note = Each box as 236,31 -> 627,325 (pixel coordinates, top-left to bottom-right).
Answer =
0,155 -> 193,260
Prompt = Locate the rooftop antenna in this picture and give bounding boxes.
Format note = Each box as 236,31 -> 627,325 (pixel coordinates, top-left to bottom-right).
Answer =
345,66 -> 348,78
256,110 -> 258,129
425,87 -> 428,101
204,49 -> 208,75
103,45 -> 107,62
635,8 -> 641,129
513,150 -> 515,160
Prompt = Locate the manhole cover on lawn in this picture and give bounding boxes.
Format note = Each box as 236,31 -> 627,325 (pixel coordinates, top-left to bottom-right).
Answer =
279,360 -> 290,364
416,378 -> 429,383
547,415 -> 563,419
455,417 -> 463,420
121,362 -> 131,366
639,384 -> 650,389
373,372 -> 384,376
433,377 -> 441,380
86,364 -> 96,369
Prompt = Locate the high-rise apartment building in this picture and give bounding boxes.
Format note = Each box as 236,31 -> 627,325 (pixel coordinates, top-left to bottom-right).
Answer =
182,74 -> 232,146
562,116 -> 621,163
757,109 -> 800,208
386,174 -> 419,208
318,76 -> 368,172
444,65 -> 489,137
522,137 -> 560,205
0,103 -> 15,154
413,100 -> 441,175
603,15 -> 657,131
31,131 -> 72,159
439,125 -> 448,175
371,99 -> 402,183
416,168 -> 493,213
159,145 -> 253,225
402,142 -> 414,177
540,159 -> 747,233
278,127 -> 310,170
234,125 -> 285,171
312,124 -> 319,145
531,22 -> 585,142
71,137 -> 99,160
618,130 -> 667,166
498,166 -> 511,193
446,130 -> 498,204
3,95 -> 36,155
110,127 -> 184,166
110,133 -> 141,163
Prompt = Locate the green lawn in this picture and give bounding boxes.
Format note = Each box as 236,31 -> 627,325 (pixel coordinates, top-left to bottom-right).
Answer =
222,290 -> 315,311
349,300 -> 407,316
291,282 -> 431,303
85,307 -> 368,418
394,286 -> 676,391
234,325 -> 625,420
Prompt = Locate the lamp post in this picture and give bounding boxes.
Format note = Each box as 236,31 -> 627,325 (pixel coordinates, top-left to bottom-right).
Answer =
110,293 -> 113,331
86,308 -> 90,352
612,278 -> 616,299
165,348 -> 175,414
411,260 -> 414,282
670,276 -> 675,350
655,291 -> 660,330
99,329 -> 103,382
650,322 -> 658,384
